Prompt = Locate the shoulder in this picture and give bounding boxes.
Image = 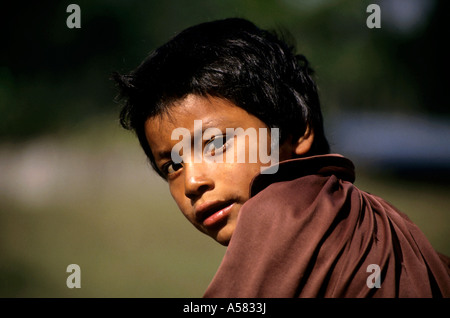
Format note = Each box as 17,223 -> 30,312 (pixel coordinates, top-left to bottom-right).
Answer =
231,173 -> 357,264
205,173 -> 356,297
240,173 -> 353,222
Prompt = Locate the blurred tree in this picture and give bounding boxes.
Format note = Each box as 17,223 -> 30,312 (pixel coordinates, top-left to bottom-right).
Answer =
0,0 -> 447,141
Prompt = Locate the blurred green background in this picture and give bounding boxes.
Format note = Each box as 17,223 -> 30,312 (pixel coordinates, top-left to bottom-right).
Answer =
1,0 -> 449,297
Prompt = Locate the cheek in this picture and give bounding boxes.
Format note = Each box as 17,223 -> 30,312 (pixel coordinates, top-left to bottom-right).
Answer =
168,182 -> 191,218
219,162 -> 260,194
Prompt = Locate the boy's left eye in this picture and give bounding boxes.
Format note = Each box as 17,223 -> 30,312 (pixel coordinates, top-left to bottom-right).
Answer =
204,135 -> 229,154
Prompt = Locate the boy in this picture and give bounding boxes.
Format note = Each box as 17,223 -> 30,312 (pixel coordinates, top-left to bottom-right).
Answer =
112,18 -> 450,297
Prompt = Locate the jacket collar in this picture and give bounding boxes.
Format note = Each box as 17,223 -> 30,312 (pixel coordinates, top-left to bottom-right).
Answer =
250,154 -> 355,197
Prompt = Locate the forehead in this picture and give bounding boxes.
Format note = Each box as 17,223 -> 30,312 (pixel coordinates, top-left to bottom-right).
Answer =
159,94 -> 244,124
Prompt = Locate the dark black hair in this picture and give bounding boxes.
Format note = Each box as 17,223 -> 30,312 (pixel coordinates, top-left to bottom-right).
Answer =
112,18 -> 329,177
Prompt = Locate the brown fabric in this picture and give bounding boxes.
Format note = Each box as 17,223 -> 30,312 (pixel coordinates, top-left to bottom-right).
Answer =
204,154 -> 450,297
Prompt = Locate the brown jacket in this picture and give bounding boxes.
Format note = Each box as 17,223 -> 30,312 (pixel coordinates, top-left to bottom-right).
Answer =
204,154 -> 450,297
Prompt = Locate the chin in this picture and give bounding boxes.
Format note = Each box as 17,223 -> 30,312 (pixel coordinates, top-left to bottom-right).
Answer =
216,237 -> 231,246
212,225 -> 234,246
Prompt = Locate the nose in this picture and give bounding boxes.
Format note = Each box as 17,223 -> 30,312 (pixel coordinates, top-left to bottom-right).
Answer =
183,162 -> 214,201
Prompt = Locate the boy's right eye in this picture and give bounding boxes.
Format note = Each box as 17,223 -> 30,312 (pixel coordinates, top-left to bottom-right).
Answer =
162,161 -> 184,176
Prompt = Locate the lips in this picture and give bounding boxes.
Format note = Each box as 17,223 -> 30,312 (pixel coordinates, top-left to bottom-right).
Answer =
195,200 -> 235,227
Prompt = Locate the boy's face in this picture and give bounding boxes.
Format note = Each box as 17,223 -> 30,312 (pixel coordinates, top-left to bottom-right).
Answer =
145,94 -> 280,245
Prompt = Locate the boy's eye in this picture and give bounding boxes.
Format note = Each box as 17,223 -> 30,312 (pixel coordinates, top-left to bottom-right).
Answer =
204,135 -> 229,155
163,161 -> 184,176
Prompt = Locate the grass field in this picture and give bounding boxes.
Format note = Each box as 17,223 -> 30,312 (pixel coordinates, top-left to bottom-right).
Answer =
0,116 -> 448,297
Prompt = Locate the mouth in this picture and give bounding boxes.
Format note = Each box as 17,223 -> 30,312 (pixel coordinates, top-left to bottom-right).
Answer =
195,200 -> 235,228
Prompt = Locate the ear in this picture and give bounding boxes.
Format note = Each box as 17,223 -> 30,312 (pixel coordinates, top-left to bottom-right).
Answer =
293,126 -> 314,156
